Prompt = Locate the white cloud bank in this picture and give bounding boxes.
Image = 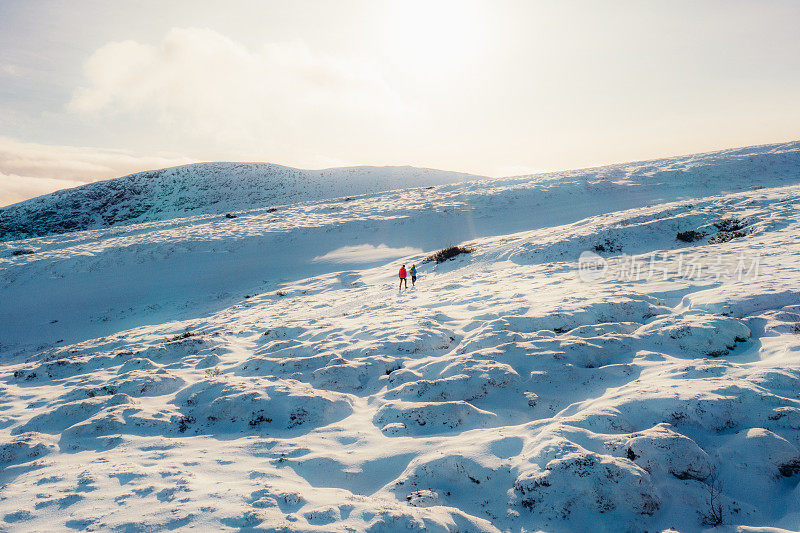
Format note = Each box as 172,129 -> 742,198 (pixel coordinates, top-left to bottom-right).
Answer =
0,137 -> 194,207
0,28 -> 413,207
0,172 -> 85,207
69,28 -> 406,161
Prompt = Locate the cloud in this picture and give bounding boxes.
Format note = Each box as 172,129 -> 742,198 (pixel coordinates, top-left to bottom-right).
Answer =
0,137 -> 193,180
492,165 -> 541,178
0,172 -> 85,207
0,137 -> 194,207
1,64 -> 20,76
313,244 -> 422,264
68,28 -> 406,159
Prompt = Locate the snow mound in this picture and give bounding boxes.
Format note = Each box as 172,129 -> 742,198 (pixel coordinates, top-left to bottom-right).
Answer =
634,312 -> 751,357
375,400 -> 497,435
0,432 -> 57,466
174,376 -> 353,434
513,441 -> 661,525
386,361 -> 518,402
606,422 -> 712,481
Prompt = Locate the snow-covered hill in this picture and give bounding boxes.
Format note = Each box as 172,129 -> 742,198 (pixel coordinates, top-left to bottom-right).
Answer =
2,141 -> 800,531
0,163 -> 483,241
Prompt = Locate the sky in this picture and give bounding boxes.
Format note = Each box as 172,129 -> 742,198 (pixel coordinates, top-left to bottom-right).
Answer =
1,0 -> 800,206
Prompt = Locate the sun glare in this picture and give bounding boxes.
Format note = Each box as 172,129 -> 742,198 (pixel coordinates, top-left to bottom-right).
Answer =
382,0 -> 487,72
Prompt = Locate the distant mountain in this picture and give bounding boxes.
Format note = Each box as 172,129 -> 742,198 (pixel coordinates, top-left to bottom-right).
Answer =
0,162 -> 484,241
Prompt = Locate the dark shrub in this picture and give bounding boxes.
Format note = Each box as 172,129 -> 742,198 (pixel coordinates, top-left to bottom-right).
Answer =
424,245 -> 474,264
708,231 -> 746,244
593,239 -> 620,253
224,213 -> 237,219
779,459 -> 800,477
714,218 -> 746,232
168,331 -> 196,342
11,249 -> 35,256
676,230 -> 705,242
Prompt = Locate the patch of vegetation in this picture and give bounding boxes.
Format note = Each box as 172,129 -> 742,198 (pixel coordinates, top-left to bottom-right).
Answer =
204,367 -> 222,378
224,213 -> 238,219
384,364 -> 403,375
676,230 -> 705,243
288,408 -> 309,428
249,413 -> 273,426
701,473 -> 724,526
714,218 -> 746,232
593,239 -> 621,253
424,245 -> 474,264
176,415 -> 195,433
708,231 -> 746,245
266,207 -> 278,213
276,290 -> 288,297
11,249 -> 35,256
779,459 -> 800,477
167,331 -> 196,342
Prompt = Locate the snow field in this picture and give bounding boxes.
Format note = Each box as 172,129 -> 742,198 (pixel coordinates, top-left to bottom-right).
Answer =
1,142 -> 800,530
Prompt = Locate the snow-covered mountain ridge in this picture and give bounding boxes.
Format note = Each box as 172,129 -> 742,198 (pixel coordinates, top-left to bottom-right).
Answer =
0,163 -> 483,241
3,140 -> 800,243
2,141 -> 800,531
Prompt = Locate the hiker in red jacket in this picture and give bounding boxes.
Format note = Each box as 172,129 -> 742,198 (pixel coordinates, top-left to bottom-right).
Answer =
398,264 -> 407,290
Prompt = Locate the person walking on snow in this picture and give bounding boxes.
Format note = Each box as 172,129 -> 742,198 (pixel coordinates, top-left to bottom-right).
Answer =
398,264 -> 408,290
409,264 -> 417,287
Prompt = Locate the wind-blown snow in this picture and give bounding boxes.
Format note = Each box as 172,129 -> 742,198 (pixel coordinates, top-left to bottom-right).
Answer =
2,141 -> 800,531
313,244 -> 422,264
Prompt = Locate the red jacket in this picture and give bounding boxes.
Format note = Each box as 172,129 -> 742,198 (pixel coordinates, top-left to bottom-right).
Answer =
399,267 -> 407,279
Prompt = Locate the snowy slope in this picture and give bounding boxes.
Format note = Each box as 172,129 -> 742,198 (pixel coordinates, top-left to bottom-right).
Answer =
2,141 -> 800,531
0,163 -> 483,241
